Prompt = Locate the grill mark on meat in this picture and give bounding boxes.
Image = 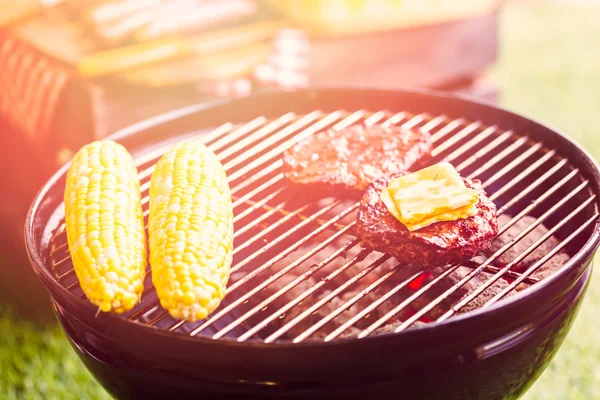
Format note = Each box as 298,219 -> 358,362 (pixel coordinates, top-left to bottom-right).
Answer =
282,124 -> 432,198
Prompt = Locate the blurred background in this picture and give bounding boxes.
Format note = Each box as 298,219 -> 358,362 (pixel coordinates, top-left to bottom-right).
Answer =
0,0 -> 598,399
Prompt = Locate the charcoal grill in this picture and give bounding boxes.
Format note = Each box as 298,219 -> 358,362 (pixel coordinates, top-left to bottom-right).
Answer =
25,89 -> 600,399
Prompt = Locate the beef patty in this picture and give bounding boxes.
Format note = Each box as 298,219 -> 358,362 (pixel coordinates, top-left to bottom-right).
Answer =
282,124 -> 431,198
355,176 -> 498,267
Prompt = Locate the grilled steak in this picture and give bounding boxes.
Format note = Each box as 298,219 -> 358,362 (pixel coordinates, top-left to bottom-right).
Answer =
355,176 -> 498,267
282,124 -> 432,198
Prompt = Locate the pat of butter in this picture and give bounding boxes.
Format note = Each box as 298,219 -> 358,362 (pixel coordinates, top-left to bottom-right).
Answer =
381,162 -> 479,231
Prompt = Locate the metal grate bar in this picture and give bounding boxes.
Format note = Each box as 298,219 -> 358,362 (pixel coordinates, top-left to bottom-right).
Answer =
47,109 -> 597,343
50,242 -> 68,257
387,189 -> 589,334
444,126 -> 498,164
419,115 -> 447,133
233,184 -> 283,217
226,111 -> 345,183
207,117 -> 269,152
455,131 -> 513,172
398,113 -> 427,130
216,114 -> 296,161
356,264 -> 462,338
234,245 -> 369,341
129,200 -> 345,321
181,223 -> 356,334
468,137 -> 530,180
322,270 -> 423,341
232,172 -> 284,209
438,193 -> 596,320
263,144 -> 566,340
489,151 -> 558,202
485,214 -> 599,305
265,255 -> 392,343
479,265 -> 539,283
133,122 -> 234,168
390,113 -> 431,130
231,161 -> 281,197
127,302 -> 158,321
196,123 -> 239,146
354,165 -> 580,337
481,143 -> 545,190
364,111 -> 388,126
233,188 -> 286,225
242,198 -> 347,232
231,200 -> 341,272
145,307 -> 170,327
431,118 -> 464,142
57,268 -> 75,281
233,199 -> 287,237
293,265 -> 419,343
137,117 -> 267,183
431,121 -> 481,157
126,111 -> 391,325
52,255 -> 71,270
497,167 -> 577,232
379,112 -> 406,127
232,203 -> 312,256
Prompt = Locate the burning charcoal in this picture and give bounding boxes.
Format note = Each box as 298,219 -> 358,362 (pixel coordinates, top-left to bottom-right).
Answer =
373,319 -> 427,335
265,233 -> 411,296
488,215 -> 570,270
406,266 -> 511,319
514,252 -> 571,292
487,214 -> 571,291
305,319 -> 427,341
282,289 -> 391,340
278,261 -> 426,340
458,277 -> 509,313
308,327 -> 362,341
314,199 -> 358,227
266,274 -> 318,306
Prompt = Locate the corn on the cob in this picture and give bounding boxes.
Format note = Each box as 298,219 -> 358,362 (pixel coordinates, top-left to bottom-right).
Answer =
64,140 -> 147,313
149,141 -> 234,322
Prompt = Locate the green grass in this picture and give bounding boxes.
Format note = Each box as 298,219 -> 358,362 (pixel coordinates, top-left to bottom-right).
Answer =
0,306 -> 110,400
1,2 -> 599,399
494,2 -> 600,399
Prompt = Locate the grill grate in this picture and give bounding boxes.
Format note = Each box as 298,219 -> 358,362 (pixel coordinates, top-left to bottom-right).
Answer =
47,109 -> 598,343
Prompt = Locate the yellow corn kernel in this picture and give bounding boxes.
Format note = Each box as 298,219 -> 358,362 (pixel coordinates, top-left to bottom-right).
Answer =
64,140 -> 147,313
149,141 -> 234,322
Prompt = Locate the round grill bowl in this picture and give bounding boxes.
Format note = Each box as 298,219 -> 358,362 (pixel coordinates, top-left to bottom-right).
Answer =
25,89 -> 600,400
